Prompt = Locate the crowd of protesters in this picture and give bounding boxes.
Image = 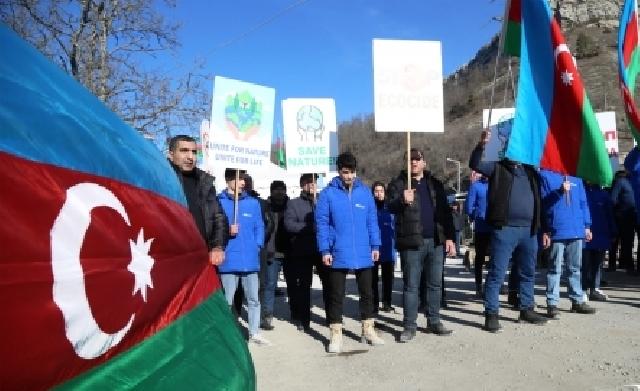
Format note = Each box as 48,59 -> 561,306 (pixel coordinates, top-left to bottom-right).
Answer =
168,133 -> 639,351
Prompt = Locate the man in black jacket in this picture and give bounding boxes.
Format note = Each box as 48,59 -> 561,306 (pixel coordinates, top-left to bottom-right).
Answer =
283,173 -> 326,331
387,148 -> 455,342
469,130 -> 548,333
168,135 -> 228,265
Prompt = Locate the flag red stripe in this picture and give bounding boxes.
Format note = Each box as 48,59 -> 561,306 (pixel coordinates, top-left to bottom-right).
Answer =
0,152 -> 219,390
541,19 -> 584,173
507,0 -> 521,23
624,11 -> 639,68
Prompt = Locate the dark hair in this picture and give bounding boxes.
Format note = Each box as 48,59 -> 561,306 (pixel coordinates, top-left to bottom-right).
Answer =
224,168 -> 246,181
168,135 -> 196,152
404,147 -> 424,161
371,181 -> 385,194
300,173 -> 318,187
270,180 -> 286,191
337,152 -> 357,170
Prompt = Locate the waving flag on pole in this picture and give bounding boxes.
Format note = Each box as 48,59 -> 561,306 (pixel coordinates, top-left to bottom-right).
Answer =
0,25 -> 254,390
501,0 -> 521,56
500,0 -> 612,186
618,0 -> 640,145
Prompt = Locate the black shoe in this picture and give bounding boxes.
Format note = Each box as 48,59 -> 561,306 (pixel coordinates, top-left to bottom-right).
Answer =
399,328 -> 416,342
427,322 -> 453,336
260,316 -> 274,331
547,305 -> 560,319
507,292 -> 519,309
484,313 -> 502,333
296,323 -> 304,331
500,285 -> 509,295
571,302 -> 596,314
589,290 -> 608,302
381,304 -> 393,312
518,309 -> 548,325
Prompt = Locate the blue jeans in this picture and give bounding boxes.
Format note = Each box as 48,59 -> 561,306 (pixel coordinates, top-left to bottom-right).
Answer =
582,249 -> 604,290
262,258 -> 283,317
221,272 -> 260,336
485,226 -> 537,313
401,238 -> 443,329
546,239 -> 584,306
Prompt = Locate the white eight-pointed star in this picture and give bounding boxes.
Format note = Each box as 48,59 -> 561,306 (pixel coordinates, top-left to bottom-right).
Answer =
561,70 -> 574,86
127,228 -> 155,302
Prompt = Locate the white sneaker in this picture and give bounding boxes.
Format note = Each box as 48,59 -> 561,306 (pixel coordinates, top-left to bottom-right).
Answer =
249,334 -> 272,346
582,292 -> 589,303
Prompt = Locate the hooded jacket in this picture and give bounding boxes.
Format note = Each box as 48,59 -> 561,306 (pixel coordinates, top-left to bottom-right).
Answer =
217,189 -> 264,273
376,200 -> 396,262
315,176 -> 381,269
584,184 -> 616,250
465,178 -> 491,233
387,170 -> 454,250
170,163 -> 229,250
540,170 -> 591,240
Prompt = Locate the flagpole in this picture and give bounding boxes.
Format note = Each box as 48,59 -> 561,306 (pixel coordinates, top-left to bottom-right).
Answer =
407,131 -> 411,190
234,168 -> 239,224
312,172 -> 317,204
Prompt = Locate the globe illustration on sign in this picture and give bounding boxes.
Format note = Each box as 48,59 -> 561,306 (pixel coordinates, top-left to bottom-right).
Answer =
224,91 -> 262,141
296,105 -> 325,142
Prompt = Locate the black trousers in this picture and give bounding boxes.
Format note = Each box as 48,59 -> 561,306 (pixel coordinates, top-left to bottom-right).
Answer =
282,255 -> 323,327
617,214 -> 638,271
473,232 -> 491,287
326,267 -> 374,324
372,261 -> 394,309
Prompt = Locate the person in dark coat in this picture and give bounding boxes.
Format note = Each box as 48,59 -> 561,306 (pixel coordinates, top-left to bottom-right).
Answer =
283,174 -> 324,332
469,130 -> 548,333
387,148 -> 456,341
168,135 -> 228,265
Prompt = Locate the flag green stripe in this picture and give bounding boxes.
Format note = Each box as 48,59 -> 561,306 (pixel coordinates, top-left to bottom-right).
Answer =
576,94 -> 613,186
503,20 -> 521,57
626,46 -> 640,97
56,290 -> 255,391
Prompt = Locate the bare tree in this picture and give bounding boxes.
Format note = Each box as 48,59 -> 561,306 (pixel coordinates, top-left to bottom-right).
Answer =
1,0 -> 208,144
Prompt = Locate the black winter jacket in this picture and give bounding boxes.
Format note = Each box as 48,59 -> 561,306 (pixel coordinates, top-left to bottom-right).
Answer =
284,191 -> 319,257
387,171 -> 455,250
171,163 -> 229,250
469,143 -> 542,234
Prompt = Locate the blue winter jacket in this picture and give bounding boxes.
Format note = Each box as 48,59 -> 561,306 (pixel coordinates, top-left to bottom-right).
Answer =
315,176 -> 381,269
217,189 -> 265,273
540,170 -> 591,240
624,147 -> 640,223
464,178 -> 491,233
584,184 -> 617,250
376,201 -> 396,263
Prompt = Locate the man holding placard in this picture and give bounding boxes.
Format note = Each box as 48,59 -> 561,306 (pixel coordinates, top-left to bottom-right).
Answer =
387,148 -> 455,341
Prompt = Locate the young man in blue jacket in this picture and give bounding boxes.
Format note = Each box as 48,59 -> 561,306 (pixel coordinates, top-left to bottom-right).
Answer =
540,169 -> 596,317
315,152 -> 384,353
217,168 -> 269,345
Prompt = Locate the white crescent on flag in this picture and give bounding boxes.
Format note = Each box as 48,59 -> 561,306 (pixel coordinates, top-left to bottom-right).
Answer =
50,182 -> 154,359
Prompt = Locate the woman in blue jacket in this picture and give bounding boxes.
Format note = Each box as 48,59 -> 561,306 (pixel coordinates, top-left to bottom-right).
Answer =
315,152 -> 383,353
371,181 -> 396,313
217,169 -> 268,346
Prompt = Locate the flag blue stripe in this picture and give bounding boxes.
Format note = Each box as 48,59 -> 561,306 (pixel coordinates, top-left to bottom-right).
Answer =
618,0 -> 635,86
0,25 -> 186,206
505,0 -> 554,166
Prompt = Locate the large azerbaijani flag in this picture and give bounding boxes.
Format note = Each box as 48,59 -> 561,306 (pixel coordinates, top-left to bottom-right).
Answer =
618,0 -> 640,144
0,25 -> 254,390
500,0 -> 612,186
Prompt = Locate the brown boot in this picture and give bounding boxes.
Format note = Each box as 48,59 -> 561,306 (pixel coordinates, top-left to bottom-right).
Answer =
327,323 -> 343,353
361,319 -> 384,346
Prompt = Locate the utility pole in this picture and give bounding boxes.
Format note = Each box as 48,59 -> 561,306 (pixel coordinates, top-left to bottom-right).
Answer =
446,157 -> 461,195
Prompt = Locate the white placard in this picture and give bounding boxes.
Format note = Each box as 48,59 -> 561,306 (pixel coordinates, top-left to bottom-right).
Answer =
208,76 -> 275,171
373,39 -> 444,133
282,98 -> 338,173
